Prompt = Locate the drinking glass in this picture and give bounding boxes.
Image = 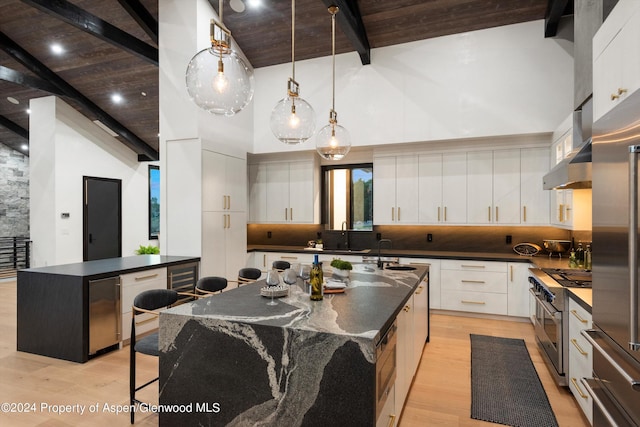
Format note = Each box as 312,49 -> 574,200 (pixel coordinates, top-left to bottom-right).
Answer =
283,268 -> 298,286
265,269 -> 280,306
298,264 -> 311,293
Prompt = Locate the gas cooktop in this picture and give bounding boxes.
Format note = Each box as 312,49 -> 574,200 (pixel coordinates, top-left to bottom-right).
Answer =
541,268 -> 592,288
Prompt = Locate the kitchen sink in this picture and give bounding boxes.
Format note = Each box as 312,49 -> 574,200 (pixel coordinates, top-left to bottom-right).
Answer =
385,265 -> 416,271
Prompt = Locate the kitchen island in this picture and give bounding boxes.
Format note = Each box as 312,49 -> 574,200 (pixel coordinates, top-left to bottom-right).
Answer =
17,255 -> 199,362
158,263 -> 429,426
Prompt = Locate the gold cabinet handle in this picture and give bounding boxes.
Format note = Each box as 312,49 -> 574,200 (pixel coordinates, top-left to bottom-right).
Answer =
510,265 -> 514,282
290,208 -> 293,221
618,88 -> 628,95
523,206 -> 527,222
398,207 -> 401,221
571,377 -> 589,399
461,264 -> 485,269
223,195 -> 226,210
285,208 -> 288,221
281,256 -> 298,260
444,206 -> 447,222
227,214 -> 231,228
134,273 -> 159,281
437,206 -> 440,222
570,309 -> 589,324
611,93 -> 620,100
571,338 -> 589,356
461,300 -> 486,305
391,207 -> 395,221
387,414 -> 396,427
461,280 -> 486,284
263,254 -> 266,267
415,285 -> 424,295
488,206 -> 491,221
559,203 -> 564,222
495,206 -> 499,222
403,305 -> 411,312
227,195 -> 231,210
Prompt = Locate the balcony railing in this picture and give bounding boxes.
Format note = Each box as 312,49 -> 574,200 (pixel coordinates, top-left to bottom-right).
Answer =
0,236 -> 31,279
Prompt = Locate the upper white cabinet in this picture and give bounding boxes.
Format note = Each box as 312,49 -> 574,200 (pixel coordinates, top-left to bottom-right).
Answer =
520,147 -> 550,225
593,0 -> 640,121
467,150 -> 520,224
248,160 -> 314,224
374,155 -> 419,224
203,150 -> 246,212
418,153 -> 467,224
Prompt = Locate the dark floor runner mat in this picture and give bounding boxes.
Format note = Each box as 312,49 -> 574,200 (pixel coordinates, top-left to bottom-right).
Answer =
470,334 -> 559,427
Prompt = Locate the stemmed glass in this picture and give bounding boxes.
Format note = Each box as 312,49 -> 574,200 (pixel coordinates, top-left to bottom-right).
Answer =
265,268 -> 281,306
298,264 -> 311,293
283,268 -> 298,286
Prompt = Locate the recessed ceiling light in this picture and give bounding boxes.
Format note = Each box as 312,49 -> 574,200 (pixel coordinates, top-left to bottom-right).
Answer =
21,144 -> 29,151
111,93 -> 123,104
230,0 -> 245,13
7,96 -> 19,105
141,91 -> 147,96
247,0 -> 261,8
51,43 -> 64,55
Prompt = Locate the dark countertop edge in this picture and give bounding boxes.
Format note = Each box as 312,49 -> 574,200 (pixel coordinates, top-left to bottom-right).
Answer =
248,245 -> 540,264
567,289 -> 593,313
18,255 -> 201,279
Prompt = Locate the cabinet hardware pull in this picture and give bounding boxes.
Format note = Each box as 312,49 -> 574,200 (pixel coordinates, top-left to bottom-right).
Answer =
227,214 -> 231,228
571,377 -> 589,399
290,208 -> 293,221
488,206 -> 491,221
387,414 -> 396,427
570,309 -> 589,324
444,206 -> 447,222
391,207 -> 395,221
227,195 -> 231,210
461,280 -> 485,284
134,273 -> 158,281
495,206 -> 499,222
571,338 -> 589,356
461,300 -> 485,305
403,305 -> 410,312
263,254 -> 266,267
415,285 -> 424,295
510,265 -> 513,282
523,206 -> 527,222
281,256 -> 298,260
618,88 -> 628,95
285,208 -> 288,221
223,195 -> 227,210
611,93 -> 620,101
461,264 -> 485,269
398,207 -> 401,221
437,206 -> 440,222
559,204 -> 564,222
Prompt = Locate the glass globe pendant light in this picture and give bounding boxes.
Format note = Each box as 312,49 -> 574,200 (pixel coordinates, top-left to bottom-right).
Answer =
185,0 -> 254,116
316,6 -> 350,160
270,0 -> 315,144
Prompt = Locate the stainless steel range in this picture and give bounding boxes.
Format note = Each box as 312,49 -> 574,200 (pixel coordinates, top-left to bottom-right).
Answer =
528,268 -> 592,386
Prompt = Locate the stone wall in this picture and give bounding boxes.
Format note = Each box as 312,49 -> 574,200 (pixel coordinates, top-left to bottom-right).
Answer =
0,144 -> 29,237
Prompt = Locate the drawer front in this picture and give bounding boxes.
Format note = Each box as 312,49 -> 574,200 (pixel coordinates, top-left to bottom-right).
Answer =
442,270 -> 507,294
441,259 -> 507,273
122,311 -> 158,342
441,290 -> 508,315
120,267 -> 167,287
568,340 -> 593,423
568,300 -> 592,330
121,268 -> 167,313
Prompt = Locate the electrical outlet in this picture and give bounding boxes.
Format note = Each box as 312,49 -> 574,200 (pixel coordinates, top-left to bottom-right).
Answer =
506,235 -> 512,244
427,233 -> 433,242
267,231 -> 272,238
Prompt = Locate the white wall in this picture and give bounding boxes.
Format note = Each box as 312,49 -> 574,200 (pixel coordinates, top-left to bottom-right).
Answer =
29,96 -> 157,267
253,20 -> 574,154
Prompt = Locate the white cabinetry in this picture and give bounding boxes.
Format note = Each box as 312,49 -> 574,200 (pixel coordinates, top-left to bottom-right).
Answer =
376,384 -> 396,427
467,150 -> 521,224
593,0 -> 640,122
567,298 -> 593,424
520,148 -> 550,224
374,156 -> 419,224
507,262 -> 532,317
249,160 -> 314,224
418,153 -> 467,224
121,268 -> 167,341
394,298 -> 412,419
441,260 -> 508,315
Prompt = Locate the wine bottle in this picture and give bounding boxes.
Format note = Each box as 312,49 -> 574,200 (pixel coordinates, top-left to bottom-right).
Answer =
310,254 -> 323,301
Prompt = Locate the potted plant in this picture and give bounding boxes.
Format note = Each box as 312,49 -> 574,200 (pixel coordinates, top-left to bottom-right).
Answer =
330,258 -> 352,278
135,244 -> 160,255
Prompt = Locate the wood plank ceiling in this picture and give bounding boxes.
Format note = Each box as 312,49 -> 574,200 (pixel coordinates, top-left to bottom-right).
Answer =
0,0 -> 569,160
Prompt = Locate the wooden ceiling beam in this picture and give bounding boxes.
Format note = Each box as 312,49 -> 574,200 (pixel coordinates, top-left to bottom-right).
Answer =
320,0 -> 371,65
0,114 -> 29,140
0,65 -> 64,96
117,0 -> 158,45
544,0 -> 571,37
0,30 -> 158,161
20,0 -> 158,66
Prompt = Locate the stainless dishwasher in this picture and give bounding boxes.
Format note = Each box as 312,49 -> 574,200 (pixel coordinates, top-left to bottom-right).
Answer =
89,276 -> 121,354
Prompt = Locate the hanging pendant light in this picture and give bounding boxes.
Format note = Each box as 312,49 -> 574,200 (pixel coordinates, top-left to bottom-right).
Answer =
316,6 -> 350,160
185,0 -> 254,116
270,0 -> 315,144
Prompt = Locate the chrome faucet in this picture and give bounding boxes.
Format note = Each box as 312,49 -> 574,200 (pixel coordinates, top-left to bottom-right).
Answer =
377,239 -> 392,269
341,221 -> 349,249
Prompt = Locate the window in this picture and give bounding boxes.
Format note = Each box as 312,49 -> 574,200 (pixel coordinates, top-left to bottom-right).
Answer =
322,163 -> 373,230
148,165 -> 160,239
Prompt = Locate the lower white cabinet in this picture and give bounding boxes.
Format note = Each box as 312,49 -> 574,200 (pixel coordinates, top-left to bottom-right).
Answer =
401,257 -> 440,310
507,262 -> 532,317
395,299 -> 412,419
121,267 -> 167,341
568,298 -> 593,424
440,260 -> 508,315
376,384 -> 396,427
202,211 -> 247,281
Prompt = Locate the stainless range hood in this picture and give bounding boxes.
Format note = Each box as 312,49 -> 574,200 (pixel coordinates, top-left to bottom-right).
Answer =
543,139 -> 592,190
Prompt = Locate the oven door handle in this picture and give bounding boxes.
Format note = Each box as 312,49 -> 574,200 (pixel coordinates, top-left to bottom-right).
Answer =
532,292 -> 561,319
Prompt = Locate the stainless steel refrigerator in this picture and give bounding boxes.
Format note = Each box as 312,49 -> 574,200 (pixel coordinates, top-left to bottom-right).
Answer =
584,90 -> 640,426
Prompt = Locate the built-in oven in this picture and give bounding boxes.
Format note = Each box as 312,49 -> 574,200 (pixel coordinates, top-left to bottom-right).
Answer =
376,320 -> 397,419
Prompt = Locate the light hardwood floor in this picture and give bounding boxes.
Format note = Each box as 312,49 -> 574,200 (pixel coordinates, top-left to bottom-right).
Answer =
0,279 -> 588,426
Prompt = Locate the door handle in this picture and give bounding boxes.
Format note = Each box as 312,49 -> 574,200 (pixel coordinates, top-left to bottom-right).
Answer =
629,145 -> 640,351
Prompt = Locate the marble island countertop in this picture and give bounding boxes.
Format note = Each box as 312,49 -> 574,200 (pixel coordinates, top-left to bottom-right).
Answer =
158,264 -> 428,426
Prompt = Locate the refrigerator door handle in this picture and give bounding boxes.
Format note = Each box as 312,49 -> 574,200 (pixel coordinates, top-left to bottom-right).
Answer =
580,378 -> 621,427
630,145 -> 640,352
582,329 -> 640,392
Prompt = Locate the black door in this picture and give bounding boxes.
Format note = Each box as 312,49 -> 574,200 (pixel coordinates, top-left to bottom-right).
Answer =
83,176 -> 122,261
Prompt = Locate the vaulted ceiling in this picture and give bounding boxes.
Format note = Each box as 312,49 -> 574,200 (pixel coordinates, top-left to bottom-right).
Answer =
0,0 -> 572,161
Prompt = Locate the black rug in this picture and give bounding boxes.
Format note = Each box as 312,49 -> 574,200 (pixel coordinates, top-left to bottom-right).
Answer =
470,334 -> 559,427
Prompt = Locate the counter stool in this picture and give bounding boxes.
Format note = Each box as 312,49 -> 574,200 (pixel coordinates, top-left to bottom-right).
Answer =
272,260 -> 291,272
194,276 -> 228,296
129,289 -> 178,424
235,267 -> 263,287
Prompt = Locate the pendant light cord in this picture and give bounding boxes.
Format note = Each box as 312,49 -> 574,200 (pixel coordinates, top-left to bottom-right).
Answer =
219,0 -> 223,23
331,8 -> 336,113
291,0 -> 295,82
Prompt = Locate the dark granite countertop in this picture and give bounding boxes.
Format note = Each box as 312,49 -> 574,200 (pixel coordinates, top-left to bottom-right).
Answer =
19,255 -> 200,278
162,264 -> 428,350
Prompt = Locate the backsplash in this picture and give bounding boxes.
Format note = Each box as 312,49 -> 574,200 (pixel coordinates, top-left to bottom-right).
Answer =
247,224 -> 589,254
